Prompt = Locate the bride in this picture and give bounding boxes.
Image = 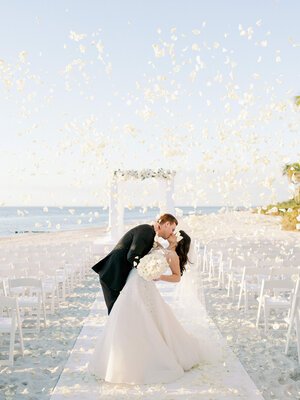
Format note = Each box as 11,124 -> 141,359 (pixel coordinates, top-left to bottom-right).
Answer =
88,230 -> 209,385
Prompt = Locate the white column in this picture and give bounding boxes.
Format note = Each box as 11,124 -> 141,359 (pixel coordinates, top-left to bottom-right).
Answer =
158,177 -> 175,215
116,195 -> 124,239
166,177 -> 175,214
109,178 -> 119,242
158,178 -> 167,215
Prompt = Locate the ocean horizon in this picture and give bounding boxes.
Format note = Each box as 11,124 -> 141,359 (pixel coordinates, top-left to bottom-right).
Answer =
0,205 -> 247,238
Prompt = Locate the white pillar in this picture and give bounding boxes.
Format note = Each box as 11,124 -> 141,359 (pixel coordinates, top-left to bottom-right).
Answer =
166,177 -> 175,215
110,172 -> 176,243
109,178 -> 119,242
116,195 -> 124,239
158,177 -> 175,215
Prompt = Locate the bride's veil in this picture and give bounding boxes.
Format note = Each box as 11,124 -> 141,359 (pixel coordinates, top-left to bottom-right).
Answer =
172,219 -> 226,363
173,236 -> 208,324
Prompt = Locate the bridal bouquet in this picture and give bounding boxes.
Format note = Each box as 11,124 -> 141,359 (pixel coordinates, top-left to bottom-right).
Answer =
136,249 -> 169,281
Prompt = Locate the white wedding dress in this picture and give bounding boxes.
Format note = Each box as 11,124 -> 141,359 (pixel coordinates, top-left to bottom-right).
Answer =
88,248 -> 215,385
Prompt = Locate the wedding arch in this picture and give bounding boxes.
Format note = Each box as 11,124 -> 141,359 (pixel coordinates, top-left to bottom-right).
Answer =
109,169 -> 176,241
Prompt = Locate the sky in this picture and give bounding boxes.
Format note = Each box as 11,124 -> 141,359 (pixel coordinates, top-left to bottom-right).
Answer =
0,0 -> 299,207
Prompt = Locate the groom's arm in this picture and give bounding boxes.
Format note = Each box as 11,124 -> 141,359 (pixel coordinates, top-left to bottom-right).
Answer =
127,227 -> 154,266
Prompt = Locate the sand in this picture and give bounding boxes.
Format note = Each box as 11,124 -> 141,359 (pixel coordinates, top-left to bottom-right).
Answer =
0,222 -> 134,399
0,211 -> 299,399
183,211 -> 300,400
51,279 -> 263,400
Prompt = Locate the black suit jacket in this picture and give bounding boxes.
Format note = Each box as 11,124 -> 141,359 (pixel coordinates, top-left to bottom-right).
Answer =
91,224 -> 156,292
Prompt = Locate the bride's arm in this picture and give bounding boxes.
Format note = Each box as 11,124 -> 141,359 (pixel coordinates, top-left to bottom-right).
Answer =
158,252 -> 181,283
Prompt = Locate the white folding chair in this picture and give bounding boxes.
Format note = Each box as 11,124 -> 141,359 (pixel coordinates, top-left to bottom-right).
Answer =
226,263 -> 243,299
217,257 -> 232,289
55,266 -> 69,300
256,278 -> 294,332
42,259 -> 69,302
41,274 -> 58,315
270,267 -> 300,279
8,278 -> 47,333
285,278 -> 300,362
227,255 -> 259,300
11,261 -> 29,278
238,267 -> 272,311
194,241 -> 204,271
208,250 -> 222,281
26,264 -> 58,315
201,245 -> 208,273
0,263 -> 15,281
0,280 -> 7,296
0,295 -> 24,366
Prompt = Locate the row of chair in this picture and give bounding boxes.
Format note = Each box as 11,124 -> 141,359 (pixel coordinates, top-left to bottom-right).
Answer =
0,240 -> 97,366
194,239 -> 300,363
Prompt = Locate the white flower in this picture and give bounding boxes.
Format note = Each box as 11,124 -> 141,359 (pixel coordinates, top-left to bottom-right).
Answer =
174,229 -> 183,242
69,31 -> 87,42
113,169 -> 176,181
137,249 -> 168,281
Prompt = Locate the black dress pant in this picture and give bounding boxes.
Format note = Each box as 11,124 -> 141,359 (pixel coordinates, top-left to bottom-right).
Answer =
99,277 -> 120,315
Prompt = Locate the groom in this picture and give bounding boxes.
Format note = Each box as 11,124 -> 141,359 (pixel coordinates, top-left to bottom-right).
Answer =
91,213 -> 178,314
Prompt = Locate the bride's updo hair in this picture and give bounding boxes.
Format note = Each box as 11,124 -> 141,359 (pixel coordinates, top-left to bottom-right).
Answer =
175,230 -> 191,276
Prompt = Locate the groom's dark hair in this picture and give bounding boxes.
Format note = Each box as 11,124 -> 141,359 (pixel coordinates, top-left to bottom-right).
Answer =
157,213 -> 178,225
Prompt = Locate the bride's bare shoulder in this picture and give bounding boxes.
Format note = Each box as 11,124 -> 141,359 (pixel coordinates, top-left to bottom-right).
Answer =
165,249 -> 179,262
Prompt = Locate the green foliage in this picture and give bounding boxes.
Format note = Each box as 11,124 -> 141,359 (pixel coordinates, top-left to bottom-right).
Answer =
281,209 -> 300,231
254,199 -> 300,231
295,187 -> 300,204
273,199 -> 299,208
282,162 -> 300,180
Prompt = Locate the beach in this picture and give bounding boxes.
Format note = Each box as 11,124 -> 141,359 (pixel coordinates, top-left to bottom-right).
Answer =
2,0 -> 300,398
0,225 -> 105,399
0,211 -> 299,399
183,211 -> 300,400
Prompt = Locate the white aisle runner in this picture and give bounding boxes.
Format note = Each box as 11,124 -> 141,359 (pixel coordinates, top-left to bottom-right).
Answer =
51,280 -> 264,400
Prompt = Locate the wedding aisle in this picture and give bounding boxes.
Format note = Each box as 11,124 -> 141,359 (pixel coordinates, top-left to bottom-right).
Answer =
50,278 -> 264,399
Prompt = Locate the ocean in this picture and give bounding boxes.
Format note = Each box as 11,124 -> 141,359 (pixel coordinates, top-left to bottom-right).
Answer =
0,206 -> 227,238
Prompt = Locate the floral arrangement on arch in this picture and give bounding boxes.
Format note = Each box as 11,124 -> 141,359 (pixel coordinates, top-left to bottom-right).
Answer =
113,168 -> 176,181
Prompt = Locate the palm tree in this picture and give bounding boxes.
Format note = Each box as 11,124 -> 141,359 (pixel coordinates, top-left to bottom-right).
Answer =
294,95 -> 300,202
282,163 -> 300,204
